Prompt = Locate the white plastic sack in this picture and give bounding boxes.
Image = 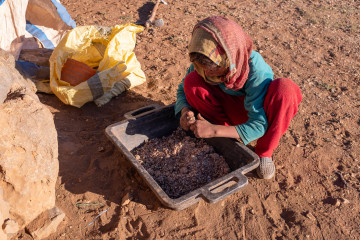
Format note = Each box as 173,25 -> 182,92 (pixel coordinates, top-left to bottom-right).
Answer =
0,0 -> 75,59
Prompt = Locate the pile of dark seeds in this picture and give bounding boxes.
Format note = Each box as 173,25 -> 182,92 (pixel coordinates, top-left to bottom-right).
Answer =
132,128 -> 231,198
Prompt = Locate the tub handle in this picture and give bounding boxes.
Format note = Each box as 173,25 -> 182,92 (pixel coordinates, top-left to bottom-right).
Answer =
124,104 -> 161,120
200,172 -> 248,203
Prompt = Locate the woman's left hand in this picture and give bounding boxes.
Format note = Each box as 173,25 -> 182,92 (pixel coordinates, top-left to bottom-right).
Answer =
190,113 -> 216,138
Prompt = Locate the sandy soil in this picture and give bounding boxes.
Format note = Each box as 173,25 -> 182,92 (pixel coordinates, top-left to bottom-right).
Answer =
16,0 -> 360,239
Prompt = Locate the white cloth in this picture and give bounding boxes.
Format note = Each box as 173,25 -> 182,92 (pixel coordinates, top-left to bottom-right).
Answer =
0,0 -> 75,60
0,0 -> 30,59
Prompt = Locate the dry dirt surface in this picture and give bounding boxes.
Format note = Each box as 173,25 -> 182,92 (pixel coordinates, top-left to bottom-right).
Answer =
15,0 -> 360,239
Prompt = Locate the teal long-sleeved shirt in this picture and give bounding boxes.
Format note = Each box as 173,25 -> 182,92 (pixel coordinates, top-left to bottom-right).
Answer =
175,51 -> 274,145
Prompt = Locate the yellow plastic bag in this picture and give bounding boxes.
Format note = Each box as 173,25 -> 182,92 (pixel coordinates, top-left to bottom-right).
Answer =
49,24 -> 146,108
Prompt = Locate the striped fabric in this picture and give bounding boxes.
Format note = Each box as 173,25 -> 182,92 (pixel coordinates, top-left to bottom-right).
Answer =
26,21 -> 55,49
1,0 -> 75,57
25,0 -> 76,49
87,74 -> 105,100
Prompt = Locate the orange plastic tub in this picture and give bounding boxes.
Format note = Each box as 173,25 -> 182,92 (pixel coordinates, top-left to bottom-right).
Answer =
61,59 -> 97,86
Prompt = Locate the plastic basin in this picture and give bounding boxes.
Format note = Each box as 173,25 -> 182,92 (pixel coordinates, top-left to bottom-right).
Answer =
105,104 -> 260,210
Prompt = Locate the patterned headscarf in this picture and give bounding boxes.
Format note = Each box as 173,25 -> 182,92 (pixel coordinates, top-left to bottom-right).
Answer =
189,16 -> 253,90
188,28 -> 228,68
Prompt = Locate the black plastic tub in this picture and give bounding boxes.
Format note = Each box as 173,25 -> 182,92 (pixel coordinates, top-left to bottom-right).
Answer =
105,104 -> 260,210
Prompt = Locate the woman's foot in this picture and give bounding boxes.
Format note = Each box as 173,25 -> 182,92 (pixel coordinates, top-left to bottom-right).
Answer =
256,157 -> 275,179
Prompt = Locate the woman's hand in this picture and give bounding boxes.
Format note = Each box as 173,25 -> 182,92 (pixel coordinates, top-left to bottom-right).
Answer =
190,113 -> 216,138
189,113 -> 241,140
180,107 -> 196,131
181,110 -> 241,140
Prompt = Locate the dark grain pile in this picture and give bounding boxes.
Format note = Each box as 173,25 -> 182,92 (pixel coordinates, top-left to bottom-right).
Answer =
132,128 -> 231,198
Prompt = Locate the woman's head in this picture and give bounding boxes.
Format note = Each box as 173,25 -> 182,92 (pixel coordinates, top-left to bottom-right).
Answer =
188,16 -> 253,90
188,27 -> 229,84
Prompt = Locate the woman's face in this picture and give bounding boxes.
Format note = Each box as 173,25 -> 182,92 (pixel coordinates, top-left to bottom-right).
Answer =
195,62 -> 228,78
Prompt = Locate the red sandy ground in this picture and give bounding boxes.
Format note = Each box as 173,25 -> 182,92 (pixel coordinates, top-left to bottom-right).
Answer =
16,0 -> 360,239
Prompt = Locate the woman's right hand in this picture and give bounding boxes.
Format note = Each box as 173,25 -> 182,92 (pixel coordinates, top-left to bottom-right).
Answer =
180,107 -> 196,131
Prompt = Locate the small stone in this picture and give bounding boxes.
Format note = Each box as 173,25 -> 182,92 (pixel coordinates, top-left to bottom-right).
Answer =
249,209 -> 255,215
340,198 -> 350,204
153,19 -> 164,27
180,167 -> 187,173
305,211 -> 316,221
334,199 -> 341,207
27,207 -> 66,240
121,193 -> 132,206
97,146 -> 105,152
3,219 -> 19,235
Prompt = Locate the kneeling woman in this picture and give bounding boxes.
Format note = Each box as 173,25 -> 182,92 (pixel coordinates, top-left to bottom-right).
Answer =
175,16 -> 302,179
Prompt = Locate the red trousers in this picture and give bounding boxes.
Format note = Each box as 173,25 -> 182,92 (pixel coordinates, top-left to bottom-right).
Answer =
183,71 -> 302,158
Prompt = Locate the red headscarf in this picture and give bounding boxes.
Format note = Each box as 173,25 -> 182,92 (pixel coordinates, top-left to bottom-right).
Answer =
193,16 -> 253,90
